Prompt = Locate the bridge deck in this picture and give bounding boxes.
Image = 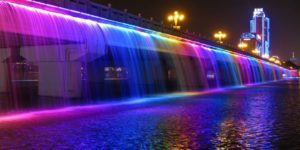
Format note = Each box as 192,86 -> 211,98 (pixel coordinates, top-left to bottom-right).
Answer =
1,0 -> 286,68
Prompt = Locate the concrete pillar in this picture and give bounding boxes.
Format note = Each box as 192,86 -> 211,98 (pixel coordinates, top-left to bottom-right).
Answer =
0,63 -> 7,93
0,49 -> 7,93
38,62 -> 82,98
0,47 -> 18,93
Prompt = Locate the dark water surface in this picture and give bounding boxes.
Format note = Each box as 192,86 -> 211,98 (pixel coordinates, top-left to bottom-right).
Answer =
0,79 -> 300,149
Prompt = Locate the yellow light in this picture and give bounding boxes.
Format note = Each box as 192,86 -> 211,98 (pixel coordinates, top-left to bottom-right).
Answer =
252,49 -> 260,54
167,11 -> 185,29
238,42 -> 248,49
269,56 -> 280,62
214,31 -> 227,43
179,15 -> 184,21
275,60 -> 281,64
269,58 -> 275,62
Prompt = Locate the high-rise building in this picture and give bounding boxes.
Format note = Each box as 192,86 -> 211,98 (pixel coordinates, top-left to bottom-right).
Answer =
250,8 -> 270,58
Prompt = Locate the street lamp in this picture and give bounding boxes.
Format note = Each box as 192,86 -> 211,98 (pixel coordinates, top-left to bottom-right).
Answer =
214,31 -> 227,43
252,49 -> 260,55
168,11 -> 185,30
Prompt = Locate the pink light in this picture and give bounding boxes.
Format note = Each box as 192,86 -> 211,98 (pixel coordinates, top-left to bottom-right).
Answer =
6,1 -> 98,25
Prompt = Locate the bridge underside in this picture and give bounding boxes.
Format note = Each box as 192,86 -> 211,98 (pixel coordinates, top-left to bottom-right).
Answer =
0,32 -> 80,48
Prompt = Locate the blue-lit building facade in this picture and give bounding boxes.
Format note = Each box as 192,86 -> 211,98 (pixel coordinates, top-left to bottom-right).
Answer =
250,8 -> 270,58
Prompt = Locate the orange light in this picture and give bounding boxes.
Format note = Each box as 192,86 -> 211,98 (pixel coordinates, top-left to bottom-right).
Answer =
167,11 -> 185,29
214,31 -> 227,43
238,42 -> 248,49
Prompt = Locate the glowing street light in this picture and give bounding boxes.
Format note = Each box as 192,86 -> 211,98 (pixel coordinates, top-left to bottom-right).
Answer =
268,56 -> 281,65
238,42 -> 248,50
269,56 -> 280,63
269,57 -> 275,62
252,49 -> 260,55
214,31 -> 227,43
168,11 -> 185,30
275,60 -> 281,65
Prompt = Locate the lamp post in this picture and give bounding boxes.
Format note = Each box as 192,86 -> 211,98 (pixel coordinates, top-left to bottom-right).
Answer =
168,11 -> 184,30
252,49 -> 260,55
214,31 -> 227,43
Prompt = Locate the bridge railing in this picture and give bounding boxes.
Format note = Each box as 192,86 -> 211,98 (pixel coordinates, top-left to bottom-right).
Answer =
31,0 -> 214,42
21,0 -> 280,65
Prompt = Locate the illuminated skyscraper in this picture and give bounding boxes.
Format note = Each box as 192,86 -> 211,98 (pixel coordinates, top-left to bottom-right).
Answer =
250,8 -> 270,58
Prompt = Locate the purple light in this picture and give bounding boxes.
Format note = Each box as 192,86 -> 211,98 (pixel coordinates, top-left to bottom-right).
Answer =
0,80 -> 285,122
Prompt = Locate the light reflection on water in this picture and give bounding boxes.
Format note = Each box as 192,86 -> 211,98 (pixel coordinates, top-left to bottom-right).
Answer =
1,79 -> 300,149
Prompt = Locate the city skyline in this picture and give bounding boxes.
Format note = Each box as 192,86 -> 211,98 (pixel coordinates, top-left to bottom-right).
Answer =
93,0 -> 300,62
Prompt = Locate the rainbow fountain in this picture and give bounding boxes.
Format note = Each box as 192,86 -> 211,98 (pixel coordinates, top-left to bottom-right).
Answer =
0,0 -> 292,115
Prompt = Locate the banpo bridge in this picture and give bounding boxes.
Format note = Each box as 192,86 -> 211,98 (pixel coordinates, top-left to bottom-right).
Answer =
0,0 -> 293,113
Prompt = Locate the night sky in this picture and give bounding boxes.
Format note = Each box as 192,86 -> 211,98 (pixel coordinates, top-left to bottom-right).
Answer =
92,0 -> 300,62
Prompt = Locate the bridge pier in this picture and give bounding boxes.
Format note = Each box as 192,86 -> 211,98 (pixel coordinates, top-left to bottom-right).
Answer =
38,61 -> 82,98
0,48 -> 17,93
0,62 -> 7,93
0,45 -> 92,99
